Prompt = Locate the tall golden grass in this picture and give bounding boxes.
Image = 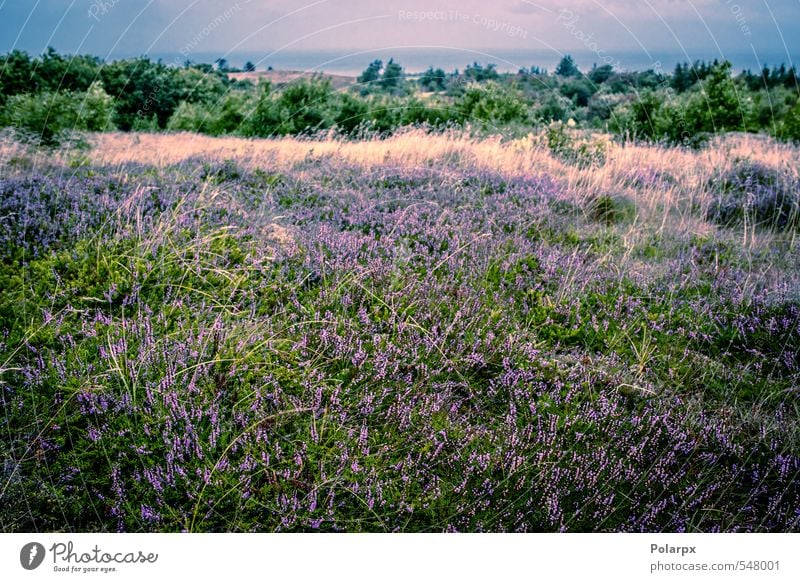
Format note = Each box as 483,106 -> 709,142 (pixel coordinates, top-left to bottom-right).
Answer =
2,128 -> 797,260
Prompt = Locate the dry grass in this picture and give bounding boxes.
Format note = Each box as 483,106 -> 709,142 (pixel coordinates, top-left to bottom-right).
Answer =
2,128 -> 798,258
78,129 -> 799,190
73,130 -> 798,239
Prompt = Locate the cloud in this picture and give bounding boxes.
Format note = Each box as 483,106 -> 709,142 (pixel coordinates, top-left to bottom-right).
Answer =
0,0 -> 796,65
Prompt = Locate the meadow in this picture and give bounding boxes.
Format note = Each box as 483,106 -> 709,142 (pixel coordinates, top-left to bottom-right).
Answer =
1,128 -> 798,532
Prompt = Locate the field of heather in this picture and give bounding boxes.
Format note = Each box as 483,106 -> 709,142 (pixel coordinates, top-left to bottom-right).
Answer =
1,129 -> 799,532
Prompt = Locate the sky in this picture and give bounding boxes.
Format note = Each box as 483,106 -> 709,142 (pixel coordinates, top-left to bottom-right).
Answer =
0,0 -> 798,72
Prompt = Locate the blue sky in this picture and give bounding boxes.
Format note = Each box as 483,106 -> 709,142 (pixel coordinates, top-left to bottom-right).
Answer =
1,0 -> 797,70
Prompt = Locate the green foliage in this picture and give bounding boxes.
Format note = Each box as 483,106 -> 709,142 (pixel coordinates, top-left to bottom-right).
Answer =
456,82 -> 528,125
378,59 -> 404,92
241,82 -> 281,137
629,91 -> 664,141
100,58 -> 227,130
464,62 -> 500,82
561,79 -> 596,107
555,55 -> 580,77
536,94 -> 571,122
4,81 -> 115,145
777,99 -> 800,143
334,93 -> 370,134
357,59 -> 383,86
37,47 -> 102,93
0,50 -> 40,103
588,64 -> 615,84
545,121 -> 607,166
419,66 -> 447,92
275,77 -> 334,134
682,61 -> 746,135
1,49 -> 797,145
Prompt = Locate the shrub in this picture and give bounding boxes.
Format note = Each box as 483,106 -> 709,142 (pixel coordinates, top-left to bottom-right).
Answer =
456,82 -> 528,125
419,66 -> 447,92
275,77 -> 334,134
683,61 -> 747,135
241,82 -> 281,137
778,99 -> 800,143
707,160 -> 799,230
334,93 -> 370,135
4,82 -> 115,145
166,101 -> 209,133
545,121 -> 607,167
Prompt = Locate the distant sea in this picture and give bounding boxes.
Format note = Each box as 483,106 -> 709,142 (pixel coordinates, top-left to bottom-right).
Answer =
142,48 -> 798,75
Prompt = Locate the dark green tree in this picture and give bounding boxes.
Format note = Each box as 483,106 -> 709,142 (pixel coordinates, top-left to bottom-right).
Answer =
561,79 -> 596,107
38,47 -> 101,93
357,60 -> 383,86
419,67 -> 447,92
685,60 -> 744,134
276,77 -> 333,134
588,64 -> 614,84
100,58 -> 178,130
464,62 -> 499,82
629,91 -> 664,140
0,50 -> 39,104
334,92 -> 369,134
379,59 -> 404,91
555,55 -> 580,77
671,63 -> 695,93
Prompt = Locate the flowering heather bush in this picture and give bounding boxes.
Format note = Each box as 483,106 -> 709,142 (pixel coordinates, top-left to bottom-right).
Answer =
1,138 -> 799,532
707,160 -> 800,231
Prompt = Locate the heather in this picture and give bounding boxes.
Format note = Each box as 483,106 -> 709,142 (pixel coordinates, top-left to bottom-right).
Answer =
1,131 -> 799,532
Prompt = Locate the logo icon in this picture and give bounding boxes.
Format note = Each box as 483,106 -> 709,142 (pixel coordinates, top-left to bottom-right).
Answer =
20,542 -> 46,570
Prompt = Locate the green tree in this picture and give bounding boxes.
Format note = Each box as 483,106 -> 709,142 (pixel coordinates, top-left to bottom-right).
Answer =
684,60 -> 745,134
670,62 -> 695,93
561,79 -> 596,107
419,67 -> 447,92
588,64 -> 614,84
100,58 -> 175,130
241,82 -> 280,137
276,77 -> 333,134
38,47 -> 101,93
778,99 -> 800,142
629,91 -> 664,140
379,59 -> 404,91
0,50 -> 40,105
464,62 -> 499,82
555,55 -> 580,77
357,60 -> 383,86
334,92 -> 369,134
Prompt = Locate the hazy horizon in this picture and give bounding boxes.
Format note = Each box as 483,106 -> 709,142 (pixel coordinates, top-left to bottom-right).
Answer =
1,1 -> 797,75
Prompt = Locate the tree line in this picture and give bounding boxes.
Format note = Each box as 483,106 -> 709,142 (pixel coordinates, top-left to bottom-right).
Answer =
1,48 -> 798,145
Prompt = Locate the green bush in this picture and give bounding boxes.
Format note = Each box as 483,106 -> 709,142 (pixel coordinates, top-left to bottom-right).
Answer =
778,99 -> 800,143
682,61 -> 747,135
275,77 -> 334,134
456,82 -> 528,125
241,82 -> 281,137
4,81 -> 115,144
545,121 -> 607,167
334,93 -> 370,134
168,93 -> 251,136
